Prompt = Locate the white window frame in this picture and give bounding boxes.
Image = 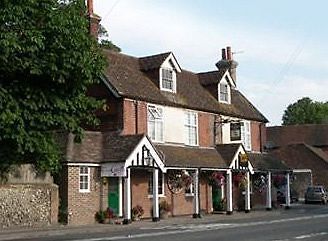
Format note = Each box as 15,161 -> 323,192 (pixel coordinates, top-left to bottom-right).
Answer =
185,171 -> 194,196
159,67 -> 176,93
148,171 -> 165,198
241,121 -> 252,151
218,77 -> 231,104
147,105 -> 164,143
79,166 -> 90,193
184,111 -> 198,146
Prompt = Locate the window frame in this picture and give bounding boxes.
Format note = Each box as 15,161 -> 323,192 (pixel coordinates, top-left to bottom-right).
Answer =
230,122 -> 242,141
79,166 -> 90,193
242,121 -> 252,151
148,170 -> 165,198
160,67 -> 176,93
147,105 -> 164,143
184,111 -> 199,146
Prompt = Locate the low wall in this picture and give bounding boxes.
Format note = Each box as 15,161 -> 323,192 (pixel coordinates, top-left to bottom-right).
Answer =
0,184 -> 58,229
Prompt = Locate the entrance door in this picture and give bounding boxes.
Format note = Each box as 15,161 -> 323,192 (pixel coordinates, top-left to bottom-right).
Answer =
212,186 -> 222,211
108,177 -> 119,215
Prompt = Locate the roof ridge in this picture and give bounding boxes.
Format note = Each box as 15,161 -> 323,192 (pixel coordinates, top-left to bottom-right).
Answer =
138,51 -> 172,60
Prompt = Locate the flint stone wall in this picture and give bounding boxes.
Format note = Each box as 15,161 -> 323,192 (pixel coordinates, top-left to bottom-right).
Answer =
0,184 -> 58,229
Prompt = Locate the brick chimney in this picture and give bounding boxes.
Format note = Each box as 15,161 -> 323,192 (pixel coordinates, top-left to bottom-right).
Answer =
216,46 -> 238,86
87,0 -> 101,39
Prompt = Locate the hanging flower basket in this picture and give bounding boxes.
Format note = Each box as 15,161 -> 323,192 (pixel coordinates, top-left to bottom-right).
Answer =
253,173 -> 267,193
208,171 -> 225,187
167,170 -> 193,194
233,173 -> 247,189
272,174 -> 286,188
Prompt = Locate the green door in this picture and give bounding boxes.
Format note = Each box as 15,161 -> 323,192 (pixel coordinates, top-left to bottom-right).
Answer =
108,177 -> 119,215
212,186 -> 222,211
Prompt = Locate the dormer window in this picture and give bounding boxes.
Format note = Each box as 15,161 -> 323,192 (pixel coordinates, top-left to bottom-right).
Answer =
219,83 -> 229,102
161,68 -> 173,90
160,67 -> 176,93
217,71 -> 234,104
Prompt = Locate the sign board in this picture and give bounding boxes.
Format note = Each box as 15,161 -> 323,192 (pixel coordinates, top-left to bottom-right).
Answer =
239,153 -> 248,168
101,163 -> 125,177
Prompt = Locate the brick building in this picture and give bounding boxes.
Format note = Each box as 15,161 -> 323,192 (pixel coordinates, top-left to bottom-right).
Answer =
57,1 -> 291,225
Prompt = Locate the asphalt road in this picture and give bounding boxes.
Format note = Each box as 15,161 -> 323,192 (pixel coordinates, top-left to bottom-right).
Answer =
2,204 -> 328,241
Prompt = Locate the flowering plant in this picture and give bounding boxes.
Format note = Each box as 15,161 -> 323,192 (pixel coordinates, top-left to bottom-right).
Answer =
167,170 -> 193,193
233,173 -> 247,189
209,171 -> 225,186
132,205 -> 144,220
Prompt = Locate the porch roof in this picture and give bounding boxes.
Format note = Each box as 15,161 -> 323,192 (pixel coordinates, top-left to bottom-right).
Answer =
247,152 -> 289,172
155,144 -> 227,168
103,133 -> 145,163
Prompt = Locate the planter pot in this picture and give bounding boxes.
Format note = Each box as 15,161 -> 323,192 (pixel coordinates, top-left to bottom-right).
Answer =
160,211 -> 168,219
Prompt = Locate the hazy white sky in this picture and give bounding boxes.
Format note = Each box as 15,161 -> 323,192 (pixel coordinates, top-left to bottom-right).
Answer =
93,0 -> 328,126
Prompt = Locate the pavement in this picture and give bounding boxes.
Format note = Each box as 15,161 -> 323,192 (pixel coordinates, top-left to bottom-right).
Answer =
0,205 -> 298,241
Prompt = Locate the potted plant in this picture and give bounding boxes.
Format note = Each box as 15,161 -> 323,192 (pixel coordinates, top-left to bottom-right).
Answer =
95,210 -> 105,223
159,200 -> 171,219
132,205 -> 144,221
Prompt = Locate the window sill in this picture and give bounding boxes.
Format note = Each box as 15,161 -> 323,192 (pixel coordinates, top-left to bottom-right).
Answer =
79,190 -> 90,193
185,193 -> 195,197
148,194 -> 166,199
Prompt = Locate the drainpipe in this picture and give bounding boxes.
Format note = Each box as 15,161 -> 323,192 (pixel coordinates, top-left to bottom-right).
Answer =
134,100 -> 138,134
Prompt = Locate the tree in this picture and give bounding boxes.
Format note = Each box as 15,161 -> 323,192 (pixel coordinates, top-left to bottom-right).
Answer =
282,97 -> 328,125
0,0 -> 106,175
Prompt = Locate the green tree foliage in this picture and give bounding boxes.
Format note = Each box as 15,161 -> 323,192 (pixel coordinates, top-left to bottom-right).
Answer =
282,97 -> 328,125
0,0 -> 106,174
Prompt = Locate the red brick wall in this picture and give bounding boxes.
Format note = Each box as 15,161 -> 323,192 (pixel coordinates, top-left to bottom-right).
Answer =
129,170 -> 212,218
122,99 -> 147,135
66,166 -> 101,225
199,112 -> 215,147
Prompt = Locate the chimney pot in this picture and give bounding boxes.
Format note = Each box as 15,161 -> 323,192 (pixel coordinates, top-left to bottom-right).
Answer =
87,0 -> 94,15
226,46 -> 232,60
221,48 -> 226,60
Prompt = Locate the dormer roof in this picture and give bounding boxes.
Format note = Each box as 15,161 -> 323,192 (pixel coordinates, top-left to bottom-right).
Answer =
198,69 -> 236,88
139,52 -> 181,72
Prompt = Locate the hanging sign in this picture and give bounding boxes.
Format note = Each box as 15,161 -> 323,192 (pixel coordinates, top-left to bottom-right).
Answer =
101,163 -> 125,177
239,153 -> 248,168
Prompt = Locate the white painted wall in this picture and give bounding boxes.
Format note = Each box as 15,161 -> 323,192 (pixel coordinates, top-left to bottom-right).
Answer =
163,106 -> 185,144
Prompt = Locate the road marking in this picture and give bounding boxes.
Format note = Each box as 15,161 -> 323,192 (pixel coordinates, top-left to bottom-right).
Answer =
272,232 -> 327,241
70,214 -> 328,241
294,232 -> 327,239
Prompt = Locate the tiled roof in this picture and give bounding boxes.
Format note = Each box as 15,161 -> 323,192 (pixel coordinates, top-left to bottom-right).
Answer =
198,69 -> 227,86
102,133 -> 145,163
247,152 -> 288,171
102,50 -> 268,123
267,124 -> 328,148
270,143 -> 328,187
139,52 -> 172,71
215,144 -> 241,166
155,144 -> 227,168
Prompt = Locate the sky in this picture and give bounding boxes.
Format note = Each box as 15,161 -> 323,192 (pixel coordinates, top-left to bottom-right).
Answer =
93,0 -> 328,126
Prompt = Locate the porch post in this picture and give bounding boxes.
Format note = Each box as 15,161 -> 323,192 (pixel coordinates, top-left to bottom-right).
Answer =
285,172 -> 291,209
266,172 -> 272,210
123,168 -> 131,224
226,170 -> 233,215
245,171 -> 251,213
118,177 -> 123,217
193,169 -> 200,218
152,168 -> 160,221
